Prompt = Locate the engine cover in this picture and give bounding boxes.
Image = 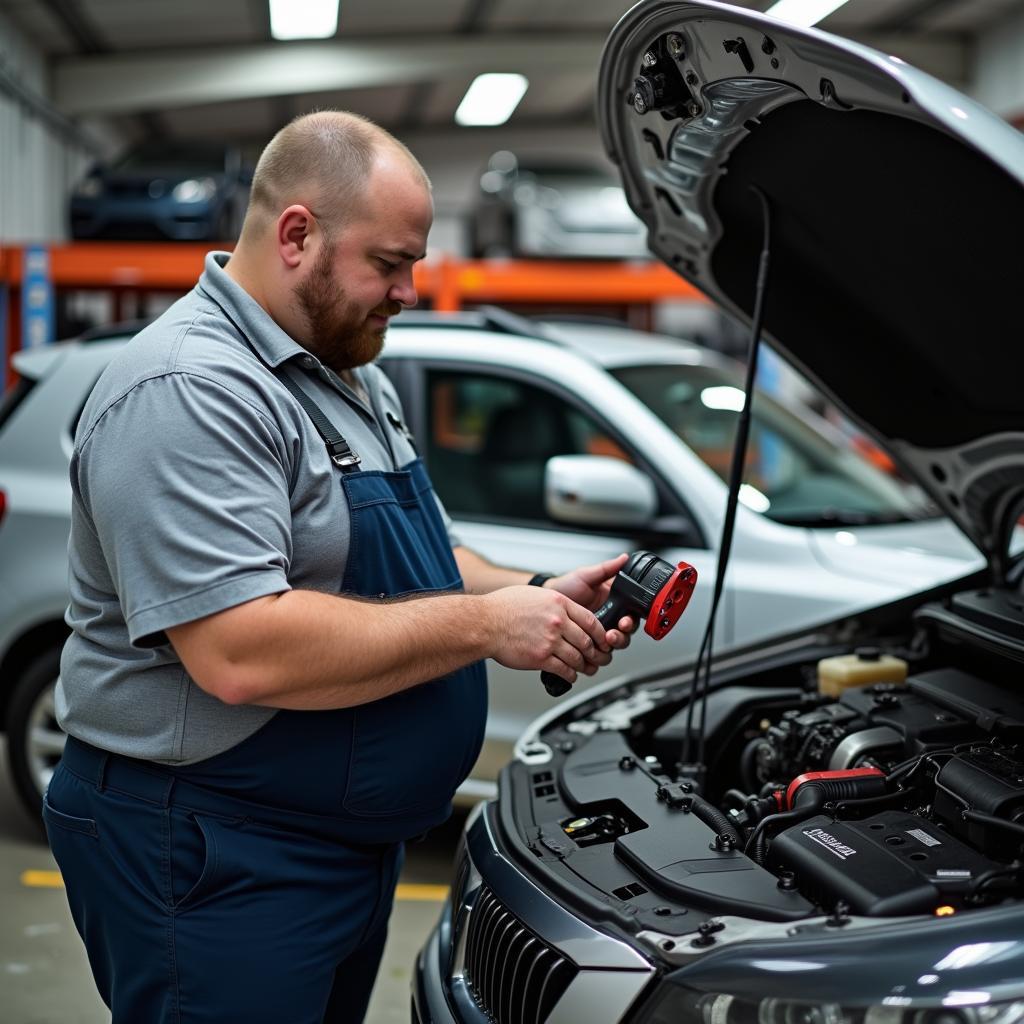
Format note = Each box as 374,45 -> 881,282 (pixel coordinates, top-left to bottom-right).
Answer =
772,810 -> 1000,915
934,745 -> 1024,858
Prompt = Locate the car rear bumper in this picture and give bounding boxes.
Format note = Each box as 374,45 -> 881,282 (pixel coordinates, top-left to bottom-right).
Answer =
70,197 -> 220,240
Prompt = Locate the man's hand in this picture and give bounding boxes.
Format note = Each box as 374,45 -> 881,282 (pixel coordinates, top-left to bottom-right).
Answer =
546,554 -> 638,650
484,586 -> 614,685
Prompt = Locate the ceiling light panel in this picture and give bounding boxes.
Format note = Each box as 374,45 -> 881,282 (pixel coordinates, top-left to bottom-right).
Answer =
269,0 -> 339,40
455,73 -> 529,126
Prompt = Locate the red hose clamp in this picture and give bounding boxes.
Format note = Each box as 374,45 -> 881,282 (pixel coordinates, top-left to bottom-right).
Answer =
785,767 -> 886,811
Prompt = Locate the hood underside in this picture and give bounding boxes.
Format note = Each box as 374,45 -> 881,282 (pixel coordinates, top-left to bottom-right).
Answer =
599,0 -> 1024,574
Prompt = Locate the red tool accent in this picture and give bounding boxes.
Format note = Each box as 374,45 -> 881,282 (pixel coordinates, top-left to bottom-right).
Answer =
644,562 -> 698,640
785,767 -> 886,811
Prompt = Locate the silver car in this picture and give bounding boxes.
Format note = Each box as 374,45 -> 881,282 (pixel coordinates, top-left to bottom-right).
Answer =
467,153 -> 650,260
0,312 -> 979,820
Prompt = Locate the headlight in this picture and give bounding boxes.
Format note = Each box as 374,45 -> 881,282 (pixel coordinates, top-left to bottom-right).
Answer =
172,177 -> 217,203
75,177 -> 103,198
637,987 -> 1024,1024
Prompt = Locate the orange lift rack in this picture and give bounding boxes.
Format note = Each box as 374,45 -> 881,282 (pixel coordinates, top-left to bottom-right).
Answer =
2,242 -> 707,385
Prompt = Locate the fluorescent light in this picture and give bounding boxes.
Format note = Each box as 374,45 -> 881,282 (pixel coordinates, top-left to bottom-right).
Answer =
455,74 -> 528,127
269,0 -> 339,40
763,0 -> 851,28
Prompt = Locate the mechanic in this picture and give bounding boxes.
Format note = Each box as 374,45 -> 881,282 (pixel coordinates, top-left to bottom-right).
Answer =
44,110 -> 637,1024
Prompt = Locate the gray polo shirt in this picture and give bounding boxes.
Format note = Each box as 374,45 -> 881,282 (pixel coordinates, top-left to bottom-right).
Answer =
57,251 -> 459,764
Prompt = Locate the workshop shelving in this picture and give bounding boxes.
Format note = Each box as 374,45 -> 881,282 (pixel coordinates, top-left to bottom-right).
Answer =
1,242 -> 707,385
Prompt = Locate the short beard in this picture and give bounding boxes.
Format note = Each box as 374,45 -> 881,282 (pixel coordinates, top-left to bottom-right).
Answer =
293,241 -> 389,372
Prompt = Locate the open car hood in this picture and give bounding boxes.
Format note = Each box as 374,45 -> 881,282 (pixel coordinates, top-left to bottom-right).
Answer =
598,0 -> 1024,578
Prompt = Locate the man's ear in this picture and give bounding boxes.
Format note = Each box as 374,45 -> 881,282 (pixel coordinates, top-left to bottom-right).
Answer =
277,205 -> 314,269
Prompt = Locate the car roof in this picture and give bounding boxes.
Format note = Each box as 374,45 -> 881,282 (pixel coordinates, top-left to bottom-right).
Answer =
48,309 -> 726,378
535,320 -> 717,371
389,309 -> 723,372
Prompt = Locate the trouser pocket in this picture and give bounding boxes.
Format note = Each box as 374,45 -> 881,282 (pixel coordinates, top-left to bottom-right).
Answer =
42,790 -> 99,838
169,809 -> 217,911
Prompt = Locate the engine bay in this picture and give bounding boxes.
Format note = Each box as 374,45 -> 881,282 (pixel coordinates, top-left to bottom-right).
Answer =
506,611 -> 1024,935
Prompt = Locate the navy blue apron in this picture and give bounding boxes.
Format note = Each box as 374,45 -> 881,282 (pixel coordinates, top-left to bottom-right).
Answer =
163,353 -> 489,842
44,327 -> 488,1022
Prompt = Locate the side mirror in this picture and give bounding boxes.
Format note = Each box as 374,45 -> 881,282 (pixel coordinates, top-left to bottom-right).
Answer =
545,455 -> 657,528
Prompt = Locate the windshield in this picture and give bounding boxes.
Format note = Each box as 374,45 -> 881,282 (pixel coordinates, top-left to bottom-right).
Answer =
611,363 -> 936,526
112,142 -> 227,177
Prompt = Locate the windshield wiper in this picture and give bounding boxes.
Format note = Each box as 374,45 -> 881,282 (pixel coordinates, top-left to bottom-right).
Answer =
771,509 -> 915,527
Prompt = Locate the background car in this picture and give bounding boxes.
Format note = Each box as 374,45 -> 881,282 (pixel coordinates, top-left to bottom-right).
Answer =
69,140 -> 252,241
0,311 -> 981,821
467,151 -> 650,259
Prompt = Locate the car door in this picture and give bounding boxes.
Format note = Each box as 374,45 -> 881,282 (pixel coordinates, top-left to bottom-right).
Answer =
383,356 -> 721,783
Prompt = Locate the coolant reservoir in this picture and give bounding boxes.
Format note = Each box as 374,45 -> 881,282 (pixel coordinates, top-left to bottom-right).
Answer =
817,647 -> 908,698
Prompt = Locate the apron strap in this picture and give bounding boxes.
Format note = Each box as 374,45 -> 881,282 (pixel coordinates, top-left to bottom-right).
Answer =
273,371 -> 362,471
198,285 -> 362,472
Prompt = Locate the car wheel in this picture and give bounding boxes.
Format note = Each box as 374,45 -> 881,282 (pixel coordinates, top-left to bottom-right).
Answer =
7,648 -> 66,825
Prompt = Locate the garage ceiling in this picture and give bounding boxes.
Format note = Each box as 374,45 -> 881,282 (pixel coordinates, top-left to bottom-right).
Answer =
2,0 -> 1019,145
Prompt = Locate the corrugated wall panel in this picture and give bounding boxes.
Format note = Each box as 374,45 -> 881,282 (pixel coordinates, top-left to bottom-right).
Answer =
0,9 -> 96,243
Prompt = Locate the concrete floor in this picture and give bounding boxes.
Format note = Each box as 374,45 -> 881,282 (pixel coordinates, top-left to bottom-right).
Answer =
0,740 -> 467,1023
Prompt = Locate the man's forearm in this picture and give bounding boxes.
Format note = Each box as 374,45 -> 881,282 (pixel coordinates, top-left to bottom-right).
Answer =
170,588 -> 494,710
454,545 -> 537,594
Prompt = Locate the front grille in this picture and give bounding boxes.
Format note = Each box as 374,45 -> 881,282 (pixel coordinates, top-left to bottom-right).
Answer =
107,182 -> 151,197
463,885 -> 577,1024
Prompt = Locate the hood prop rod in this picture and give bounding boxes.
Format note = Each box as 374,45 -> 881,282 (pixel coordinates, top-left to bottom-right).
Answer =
680,185 -> 773,789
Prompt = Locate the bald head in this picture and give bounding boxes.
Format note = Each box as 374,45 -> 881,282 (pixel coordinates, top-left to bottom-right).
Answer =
241,110 -> 430,243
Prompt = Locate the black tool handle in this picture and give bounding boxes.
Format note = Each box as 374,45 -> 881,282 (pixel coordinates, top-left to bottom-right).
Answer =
540,670 -> 572,697
595,594 -> 629,630
540,594 -> 630,698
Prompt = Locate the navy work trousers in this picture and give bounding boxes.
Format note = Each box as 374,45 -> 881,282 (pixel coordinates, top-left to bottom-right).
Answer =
44,738 -> 403,1023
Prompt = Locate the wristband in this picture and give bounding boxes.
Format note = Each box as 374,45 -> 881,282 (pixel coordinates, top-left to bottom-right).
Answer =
528,573 -> 554,588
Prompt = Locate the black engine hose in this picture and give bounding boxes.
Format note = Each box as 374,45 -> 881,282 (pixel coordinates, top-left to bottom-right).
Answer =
887,749 -> 956,787
963,810 -> 1024,842
689,793 -> 742,847
969,862 -> 1024,900
723,788 -> 752,811
745,807 -> 815,864
832,788 -> 908,818
740,737 -> 765,793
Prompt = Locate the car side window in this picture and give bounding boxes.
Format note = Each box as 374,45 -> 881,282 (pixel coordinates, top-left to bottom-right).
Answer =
426,369 -> 632,523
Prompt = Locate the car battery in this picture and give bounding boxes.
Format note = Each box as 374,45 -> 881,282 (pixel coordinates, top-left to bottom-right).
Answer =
771,810 -> 999,916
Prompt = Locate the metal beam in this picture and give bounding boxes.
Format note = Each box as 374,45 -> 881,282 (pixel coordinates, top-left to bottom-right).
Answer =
40,0 -> 107,54
396,0 -> 499,131
38,1 -> 168,144
54,35 -> 609,115
457,0 -> 502,33
53,29 -> 968,118
397,82 -> 437,133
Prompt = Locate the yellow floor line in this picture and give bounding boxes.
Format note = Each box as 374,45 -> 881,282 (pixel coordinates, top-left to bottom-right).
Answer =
23,871 -> 448,902
394,884 -> 449,902
21,870 -> 64,888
